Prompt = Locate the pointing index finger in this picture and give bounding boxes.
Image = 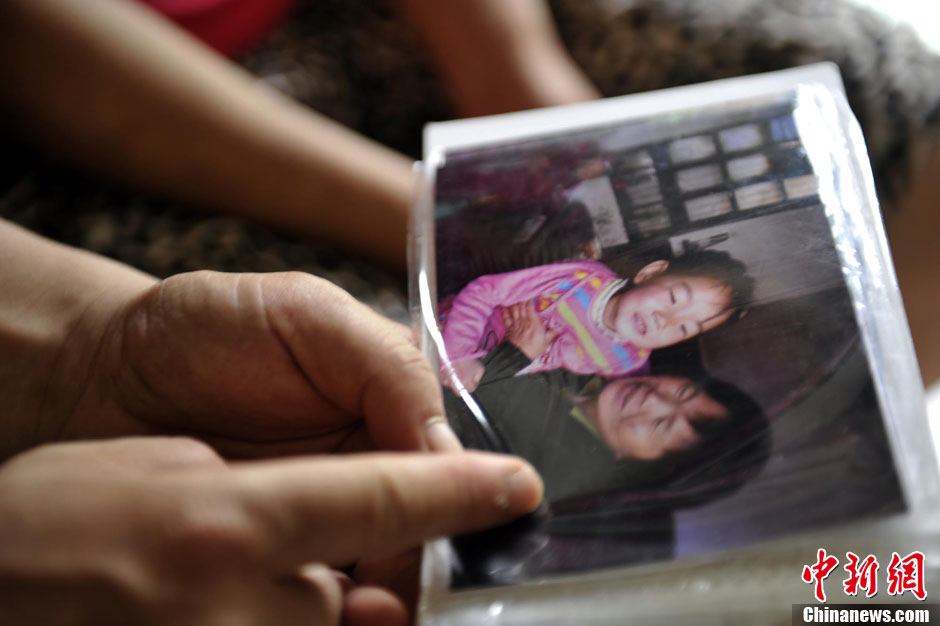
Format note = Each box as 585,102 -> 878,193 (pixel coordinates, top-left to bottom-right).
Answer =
234,452 -> 544,572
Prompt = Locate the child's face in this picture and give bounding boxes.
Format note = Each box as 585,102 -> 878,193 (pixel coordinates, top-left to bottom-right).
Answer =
607,273 -> 733,350
594,375 -> 726,460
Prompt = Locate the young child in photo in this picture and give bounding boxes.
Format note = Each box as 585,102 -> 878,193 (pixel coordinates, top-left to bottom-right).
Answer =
440,249 -> 753,391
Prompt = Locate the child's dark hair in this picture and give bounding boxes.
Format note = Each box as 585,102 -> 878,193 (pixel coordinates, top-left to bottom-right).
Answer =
662,246 -> 755,317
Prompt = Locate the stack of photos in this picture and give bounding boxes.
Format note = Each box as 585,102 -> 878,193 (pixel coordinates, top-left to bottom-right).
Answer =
429,91 -> 908,589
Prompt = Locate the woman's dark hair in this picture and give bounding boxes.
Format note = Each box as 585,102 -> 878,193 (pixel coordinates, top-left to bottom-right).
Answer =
553,374 -> 771,517
673,376 -> 771,503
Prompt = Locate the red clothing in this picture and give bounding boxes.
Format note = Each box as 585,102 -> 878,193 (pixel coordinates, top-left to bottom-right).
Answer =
140,0 -> 295,57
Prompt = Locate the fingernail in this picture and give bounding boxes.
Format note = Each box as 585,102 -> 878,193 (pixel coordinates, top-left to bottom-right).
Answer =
425,417 -> 463,453
296,563 -> 348,590
330,570 -> 355,593
499,463 -> 544,513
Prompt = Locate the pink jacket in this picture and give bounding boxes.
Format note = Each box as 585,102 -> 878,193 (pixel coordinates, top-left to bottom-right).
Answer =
440,261 -> 650,376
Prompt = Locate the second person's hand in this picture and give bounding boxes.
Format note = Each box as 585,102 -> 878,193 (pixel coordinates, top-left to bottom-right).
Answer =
503,301 -> 558,361
0,437 -> 543,626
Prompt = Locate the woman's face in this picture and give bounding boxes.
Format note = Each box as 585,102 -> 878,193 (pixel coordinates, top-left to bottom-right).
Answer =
594,376 -> 727,460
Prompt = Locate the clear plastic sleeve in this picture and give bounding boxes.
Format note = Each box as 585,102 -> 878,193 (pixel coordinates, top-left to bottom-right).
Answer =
410,64 -> 940,624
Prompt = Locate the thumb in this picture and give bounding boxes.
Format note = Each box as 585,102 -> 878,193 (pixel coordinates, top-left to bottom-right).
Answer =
545,328 -> 559,342
264,274 -> 449,452
233,452 -> 544,572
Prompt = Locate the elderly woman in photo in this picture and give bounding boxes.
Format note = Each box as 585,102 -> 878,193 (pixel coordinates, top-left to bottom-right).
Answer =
445,301 -> 770,505
444,304 -> 770,585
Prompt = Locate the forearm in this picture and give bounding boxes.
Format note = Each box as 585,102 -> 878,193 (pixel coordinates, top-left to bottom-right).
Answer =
442,278 -> 506,361
889,144 -> 940,387
0,220 -> 156,459
0,0 -> 412,268
397,0 -> 599,117
480,343 -> 532,383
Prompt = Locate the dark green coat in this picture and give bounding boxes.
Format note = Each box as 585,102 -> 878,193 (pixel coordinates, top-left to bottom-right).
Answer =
446,344 -> 663,503
444,344 -> 675,587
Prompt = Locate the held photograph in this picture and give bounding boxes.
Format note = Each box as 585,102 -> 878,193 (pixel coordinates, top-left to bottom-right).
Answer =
431,98 -> 906,588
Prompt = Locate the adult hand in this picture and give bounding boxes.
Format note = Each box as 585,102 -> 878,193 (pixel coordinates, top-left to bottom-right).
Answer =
398,0 -> 600,118
40,270 -> 462,459
0,437 -> 543,626
502,301 -> 558,360
445,358 -> 485,394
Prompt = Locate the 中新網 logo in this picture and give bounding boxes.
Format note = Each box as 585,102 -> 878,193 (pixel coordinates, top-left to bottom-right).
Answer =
801,549 -> 926,602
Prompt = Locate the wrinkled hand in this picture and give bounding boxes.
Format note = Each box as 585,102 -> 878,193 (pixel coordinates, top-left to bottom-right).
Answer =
0,437 -> 542,626
502,301 -> 558,361
55,271 -> 460,457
